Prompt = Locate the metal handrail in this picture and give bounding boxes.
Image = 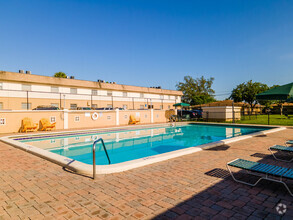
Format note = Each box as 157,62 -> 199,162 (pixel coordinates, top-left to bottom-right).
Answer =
93,138 -> 111,179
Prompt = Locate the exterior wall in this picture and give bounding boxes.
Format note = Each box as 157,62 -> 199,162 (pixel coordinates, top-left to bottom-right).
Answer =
153,110 -> 169,123
67,111 -> 117,129
0,110 -> 64,133
0,109 -> 173,134
119,110 -> 151,125
192,100 -> 263,115
201,106 -> 241,121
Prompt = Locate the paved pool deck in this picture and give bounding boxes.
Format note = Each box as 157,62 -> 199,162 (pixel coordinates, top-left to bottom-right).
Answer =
0,127 -> 293,219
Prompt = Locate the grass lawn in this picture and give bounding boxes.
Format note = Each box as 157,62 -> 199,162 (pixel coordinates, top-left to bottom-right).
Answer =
236,114 -> 293,126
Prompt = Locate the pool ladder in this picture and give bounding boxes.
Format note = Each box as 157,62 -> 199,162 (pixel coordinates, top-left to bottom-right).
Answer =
93,138 -> 111,179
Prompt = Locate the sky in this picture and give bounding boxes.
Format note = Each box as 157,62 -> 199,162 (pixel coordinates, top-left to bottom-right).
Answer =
1,0 -> 293,100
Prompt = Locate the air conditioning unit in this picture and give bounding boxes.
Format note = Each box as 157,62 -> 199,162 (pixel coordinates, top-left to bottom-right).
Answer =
70,76 -> 75,79
26,71 -> 31,74
19,70 -> 24,73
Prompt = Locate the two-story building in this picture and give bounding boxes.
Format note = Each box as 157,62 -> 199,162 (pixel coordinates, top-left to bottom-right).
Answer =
0,71 -> 182,110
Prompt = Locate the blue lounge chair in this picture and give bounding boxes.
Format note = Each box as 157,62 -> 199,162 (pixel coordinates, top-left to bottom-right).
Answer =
269,145 -> 293,162
227,158 -> 293,196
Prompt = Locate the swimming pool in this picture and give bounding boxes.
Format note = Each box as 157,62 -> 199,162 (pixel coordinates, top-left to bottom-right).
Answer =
1,123 -> 284,174
19,123 -> 268,165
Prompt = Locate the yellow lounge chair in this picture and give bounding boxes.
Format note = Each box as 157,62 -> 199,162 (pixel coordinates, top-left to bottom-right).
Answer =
129,115 -> 140,124
40,118 -> 56,131
20,117 -> 38,133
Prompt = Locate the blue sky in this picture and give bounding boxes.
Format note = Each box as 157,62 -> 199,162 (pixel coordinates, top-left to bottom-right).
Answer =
1,0 -> 293,99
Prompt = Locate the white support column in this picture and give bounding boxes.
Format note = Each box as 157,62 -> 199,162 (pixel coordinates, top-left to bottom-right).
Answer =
63,109 -> 68,129
116,108 -> 119,126
150,109 -> 154,123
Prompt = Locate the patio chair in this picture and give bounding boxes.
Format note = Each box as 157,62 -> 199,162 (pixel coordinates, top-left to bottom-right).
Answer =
40,118 -> 56,131
227,158 -> 293,196
286,140 -> 293,146
20,117 -> 38,133
269,145 -> 293,162
129,115 -> 140,125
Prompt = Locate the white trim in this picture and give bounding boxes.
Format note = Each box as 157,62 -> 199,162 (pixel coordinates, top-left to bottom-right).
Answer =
115,109 -> 119,125
64,110 -> 68,129
150,109 -> 154,123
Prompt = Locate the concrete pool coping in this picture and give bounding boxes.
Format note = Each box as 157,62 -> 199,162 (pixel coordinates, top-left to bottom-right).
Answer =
0,122 -> 286,176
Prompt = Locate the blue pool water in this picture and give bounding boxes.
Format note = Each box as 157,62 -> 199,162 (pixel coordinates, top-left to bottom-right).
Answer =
20,124 -> 268,165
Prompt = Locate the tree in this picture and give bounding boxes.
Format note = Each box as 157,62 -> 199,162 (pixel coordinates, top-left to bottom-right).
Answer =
176,76 -> 216,105
230,80 -> 269,114
54,72 -> 67,78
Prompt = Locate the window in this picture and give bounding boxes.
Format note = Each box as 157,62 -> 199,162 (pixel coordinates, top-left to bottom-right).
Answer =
123,92 -> 128,97
50,139 -> 55,143
70,104 -> 77,110
50,116 -> 56,123
124,115 -> 128,119
160,105 -> 163,110
0,118 -> 5,125
0,102 -> 3,110
140,93 -> 144,98
0,82 -> 3,90
156,114 -> 159,118
92,90 -> 97,95
168,105 -> 171,109
22,84 -> 31,91
168,95 -> 171,100
107,115 -> 111,120
92,104 -> 97,108
144,114 -> 147,118
122,104 -> 127,110
70,88 -> 77,94
74,116 -> 80,122
107,91 -> 112,96
160,95 -> 164,100
21,103 -> 31,109
140,105 -> 144,109
51,103 -> 59,108
51,86 -> 59,93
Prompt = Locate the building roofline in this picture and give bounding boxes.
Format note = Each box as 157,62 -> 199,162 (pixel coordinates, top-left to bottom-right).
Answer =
0,71 -> 183,96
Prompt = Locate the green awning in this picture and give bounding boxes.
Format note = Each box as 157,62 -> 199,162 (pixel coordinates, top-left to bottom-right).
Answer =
256,82 -> 293,101
173,102 -> 190,107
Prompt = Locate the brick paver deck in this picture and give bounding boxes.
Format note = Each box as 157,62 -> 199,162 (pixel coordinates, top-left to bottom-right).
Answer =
0,127 -> 293,219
